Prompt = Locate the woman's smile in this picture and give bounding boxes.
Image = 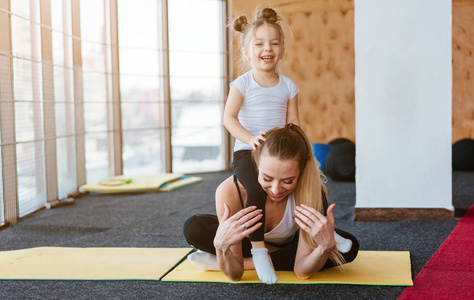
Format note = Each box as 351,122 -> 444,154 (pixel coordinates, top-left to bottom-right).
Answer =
268,190 -> 287,201
257,155 -> 300,202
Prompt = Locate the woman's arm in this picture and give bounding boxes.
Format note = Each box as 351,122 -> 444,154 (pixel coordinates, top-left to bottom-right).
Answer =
293,204 -> 337,279
286,94 -> 300,126
223,86 -> 265,150
213,178 -> 263,281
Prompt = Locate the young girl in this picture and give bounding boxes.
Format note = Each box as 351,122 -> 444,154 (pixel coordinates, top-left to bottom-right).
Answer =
222,8 -> 300,284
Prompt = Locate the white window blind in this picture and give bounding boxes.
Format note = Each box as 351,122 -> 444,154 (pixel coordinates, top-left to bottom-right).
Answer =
11,0 -> 47,217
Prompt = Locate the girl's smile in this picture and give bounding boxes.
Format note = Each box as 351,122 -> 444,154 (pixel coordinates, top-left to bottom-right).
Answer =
245,23 -> 282,73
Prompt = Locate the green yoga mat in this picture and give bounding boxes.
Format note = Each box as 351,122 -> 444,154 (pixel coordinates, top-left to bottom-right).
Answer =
0,247 -> 192,280
162,251 -> 413,285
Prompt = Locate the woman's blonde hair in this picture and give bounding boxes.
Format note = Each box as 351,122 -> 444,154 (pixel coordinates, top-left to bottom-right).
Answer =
252,124 -> 345,267
232,7 -> 286,74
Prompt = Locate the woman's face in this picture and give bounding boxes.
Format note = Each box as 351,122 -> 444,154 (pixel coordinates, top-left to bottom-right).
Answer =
257,154 -> 300,202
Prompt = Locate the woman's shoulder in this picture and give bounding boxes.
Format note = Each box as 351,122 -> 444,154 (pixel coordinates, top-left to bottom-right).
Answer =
215,176 -> 236,198
215,176 -> 244,211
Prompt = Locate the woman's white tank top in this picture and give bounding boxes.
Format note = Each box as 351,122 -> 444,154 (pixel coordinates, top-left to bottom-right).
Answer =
264,193 -> 300,245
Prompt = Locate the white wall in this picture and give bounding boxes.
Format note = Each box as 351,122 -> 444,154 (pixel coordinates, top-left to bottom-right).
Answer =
355,0 -> 452,209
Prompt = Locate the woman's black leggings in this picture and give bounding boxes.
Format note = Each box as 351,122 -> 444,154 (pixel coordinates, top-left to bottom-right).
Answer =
232,150 -> 267,242
183,214 -> 360,271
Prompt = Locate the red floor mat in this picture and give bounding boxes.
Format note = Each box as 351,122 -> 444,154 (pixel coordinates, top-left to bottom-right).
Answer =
399,204 -> 474,299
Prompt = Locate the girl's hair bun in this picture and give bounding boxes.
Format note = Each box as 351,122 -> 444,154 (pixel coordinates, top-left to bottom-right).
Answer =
256,8 -> 281,23
233,15 -> 248,32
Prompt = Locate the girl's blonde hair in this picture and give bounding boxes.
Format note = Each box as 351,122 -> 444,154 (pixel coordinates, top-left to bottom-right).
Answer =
232,8 -> 285,74
252,124 -> 345,267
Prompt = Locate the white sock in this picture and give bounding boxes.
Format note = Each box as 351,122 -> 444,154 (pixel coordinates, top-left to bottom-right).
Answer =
334,232 -> 352,253
251,248 -> 278,284
187,252 -> 219,271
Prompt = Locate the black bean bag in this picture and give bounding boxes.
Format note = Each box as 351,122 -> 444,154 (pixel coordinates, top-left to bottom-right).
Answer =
453,138 -> 474,171
325,138 -> 355,181
329,138 -> 354,147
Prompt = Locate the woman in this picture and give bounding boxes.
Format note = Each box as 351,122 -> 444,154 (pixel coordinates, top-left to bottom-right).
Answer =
183,124 -> 359,284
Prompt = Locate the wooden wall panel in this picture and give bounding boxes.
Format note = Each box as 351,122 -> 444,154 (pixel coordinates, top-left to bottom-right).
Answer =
286,7 -> 354,143
453,0 -> 474,142
232,0 -> 474,144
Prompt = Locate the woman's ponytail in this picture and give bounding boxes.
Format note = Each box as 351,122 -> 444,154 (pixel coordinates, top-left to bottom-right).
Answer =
254,124 -> 345,267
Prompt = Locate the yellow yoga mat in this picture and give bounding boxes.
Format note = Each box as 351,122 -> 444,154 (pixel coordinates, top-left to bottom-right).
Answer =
162,251 -> 413,286
78,174 -> 202,194
0,247 -> 192,281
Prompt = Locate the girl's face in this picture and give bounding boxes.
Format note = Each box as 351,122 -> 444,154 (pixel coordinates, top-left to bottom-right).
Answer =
257,153 -> 300,202
244,23 -> 282,73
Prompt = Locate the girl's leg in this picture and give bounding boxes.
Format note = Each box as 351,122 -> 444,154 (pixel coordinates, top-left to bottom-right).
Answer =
233,150 -> 277,283
232,150 -> 267,242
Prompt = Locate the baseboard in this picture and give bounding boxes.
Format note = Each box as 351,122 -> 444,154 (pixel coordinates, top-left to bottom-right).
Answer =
455,208 -> 470,218
0,222 -> 12,233
355,208 -> 454,222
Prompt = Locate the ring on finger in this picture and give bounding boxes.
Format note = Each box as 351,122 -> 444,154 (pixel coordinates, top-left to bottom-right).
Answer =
242,224 -> 247,230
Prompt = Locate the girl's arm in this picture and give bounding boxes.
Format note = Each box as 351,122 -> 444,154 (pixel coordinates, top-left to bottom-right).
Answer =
286,94 -> 300,126
214,179 -> 263,281
223,86 -> 265,150
293,204 -> 337,279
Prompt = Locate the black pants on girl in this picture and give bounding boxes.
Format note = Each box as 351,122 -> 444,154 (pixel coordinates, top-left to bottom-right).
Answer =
232,150 -> 267,242
182,214 -> 360,271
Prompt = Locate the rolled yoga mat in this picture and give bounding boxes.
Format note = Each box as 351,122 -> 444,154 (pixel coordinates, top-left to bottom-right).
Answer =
79,174 -> 202,194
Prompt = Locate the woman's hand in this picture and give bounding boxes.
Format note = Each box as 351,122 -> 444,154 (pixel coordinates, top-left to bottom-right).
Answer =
213,204 -> 263,251
248,131 -> 266,150
295,204 -> 336,251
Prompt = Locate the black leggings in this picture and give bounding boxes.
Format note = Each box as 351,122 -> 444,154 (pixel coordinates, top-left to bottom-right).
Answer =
232,150 -> 267,242
183,214 -> 360,271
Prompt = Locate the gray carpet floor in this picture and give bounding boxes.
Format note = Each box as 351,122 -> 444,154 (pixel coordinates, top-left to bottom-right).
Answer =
0,171 -> 472,300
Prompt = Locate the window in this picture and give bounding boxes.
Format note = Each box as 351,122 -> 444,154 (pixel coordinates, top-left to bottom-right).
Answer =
11,0 -> 47,217
80,0 -> 114,183
0,0 -> 229,223
51,0 -> 77,199
118,0 -> 165,175
168,0 -> 226,173
0,128 -> 3,225
118,0 -> 228,174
